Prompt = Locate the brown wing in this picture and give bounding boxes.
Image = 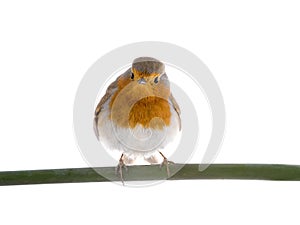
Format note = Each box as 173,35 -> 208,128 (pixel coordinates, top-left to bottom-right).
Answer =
169,93 -> 181,130
93,78 -> 119,138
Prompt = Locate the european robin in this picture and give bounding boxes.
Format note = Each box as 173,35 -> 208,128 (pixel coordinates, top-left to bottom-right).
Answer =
94,57 -> 181,182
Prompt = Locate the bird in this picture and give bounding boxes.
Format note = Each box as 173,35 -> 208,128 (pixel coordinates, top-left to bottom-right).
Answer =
94,57 -> 181,183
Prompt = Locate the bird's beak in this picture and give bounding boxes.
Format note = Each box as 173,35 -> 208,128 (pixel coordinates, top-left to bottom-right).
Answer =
138,77 -> 147,85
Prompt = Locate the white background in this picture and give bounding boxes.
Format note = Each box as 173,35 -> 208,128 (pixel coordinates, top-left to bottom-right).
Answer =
0,1 -> 300,224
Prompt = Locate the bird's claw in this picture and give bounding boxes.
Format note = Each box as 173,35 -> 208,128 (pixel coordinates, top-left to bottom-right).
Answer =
159,153 -> 174,177
115,154 -> 127,185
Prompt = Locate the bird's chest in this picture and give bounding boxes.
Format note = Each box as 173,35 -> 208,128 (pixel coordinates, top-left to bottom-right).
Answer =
97,96 -> 179,153
110,96 -> 171,130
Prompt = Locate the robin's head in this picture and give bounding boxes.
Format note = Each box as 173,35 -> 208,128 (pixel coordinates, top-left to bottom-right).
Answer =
128,57 -> 170,95
132,57 -> 165,78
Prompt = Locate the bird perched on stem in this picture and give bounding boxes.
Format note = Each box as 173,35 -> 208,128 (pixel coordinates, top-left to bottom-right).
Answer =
94,57 -> 181,183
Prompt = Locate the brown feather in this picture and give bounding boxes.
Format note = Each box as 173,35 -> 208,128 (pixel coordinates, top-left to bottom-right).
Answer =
93,76 -> 119,138
169,93 -> 181,130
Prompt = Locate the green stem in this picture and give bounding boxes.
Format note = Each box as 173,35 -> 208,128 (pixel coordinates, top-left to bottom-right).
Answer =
0,164 -> 300,186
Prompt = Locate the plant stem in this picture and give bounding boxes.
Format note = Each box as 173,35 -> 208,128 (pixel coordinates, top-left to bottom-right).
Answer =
0,164 -> 300,186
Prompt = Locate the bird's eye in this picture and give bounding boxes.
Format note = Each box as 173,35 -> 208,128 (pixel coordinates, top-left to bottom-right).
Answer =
154,76 -> 159,84
131,72 -> 134,80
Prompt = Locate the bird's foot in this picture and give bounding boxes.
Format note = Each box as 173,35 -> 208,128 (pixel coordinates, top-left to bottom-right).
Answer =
159,151 -> 174,177
115,154 -> 128,185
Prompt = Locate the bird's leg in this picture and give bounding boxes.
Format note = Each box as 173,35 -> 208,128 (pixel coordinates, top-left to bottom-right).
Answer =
115,153 -> 127,185
158,151 -> 174,177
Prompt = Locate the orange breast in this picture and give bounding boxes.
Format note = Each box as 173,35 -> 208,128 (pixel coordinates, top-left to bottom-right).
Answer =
109,76 -> 171,130
128,96 -> 171,129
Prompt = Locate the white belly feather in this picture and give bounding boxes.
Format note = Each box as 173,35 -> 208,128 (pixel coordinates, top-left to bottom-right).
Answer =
96,100 -> 180,159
